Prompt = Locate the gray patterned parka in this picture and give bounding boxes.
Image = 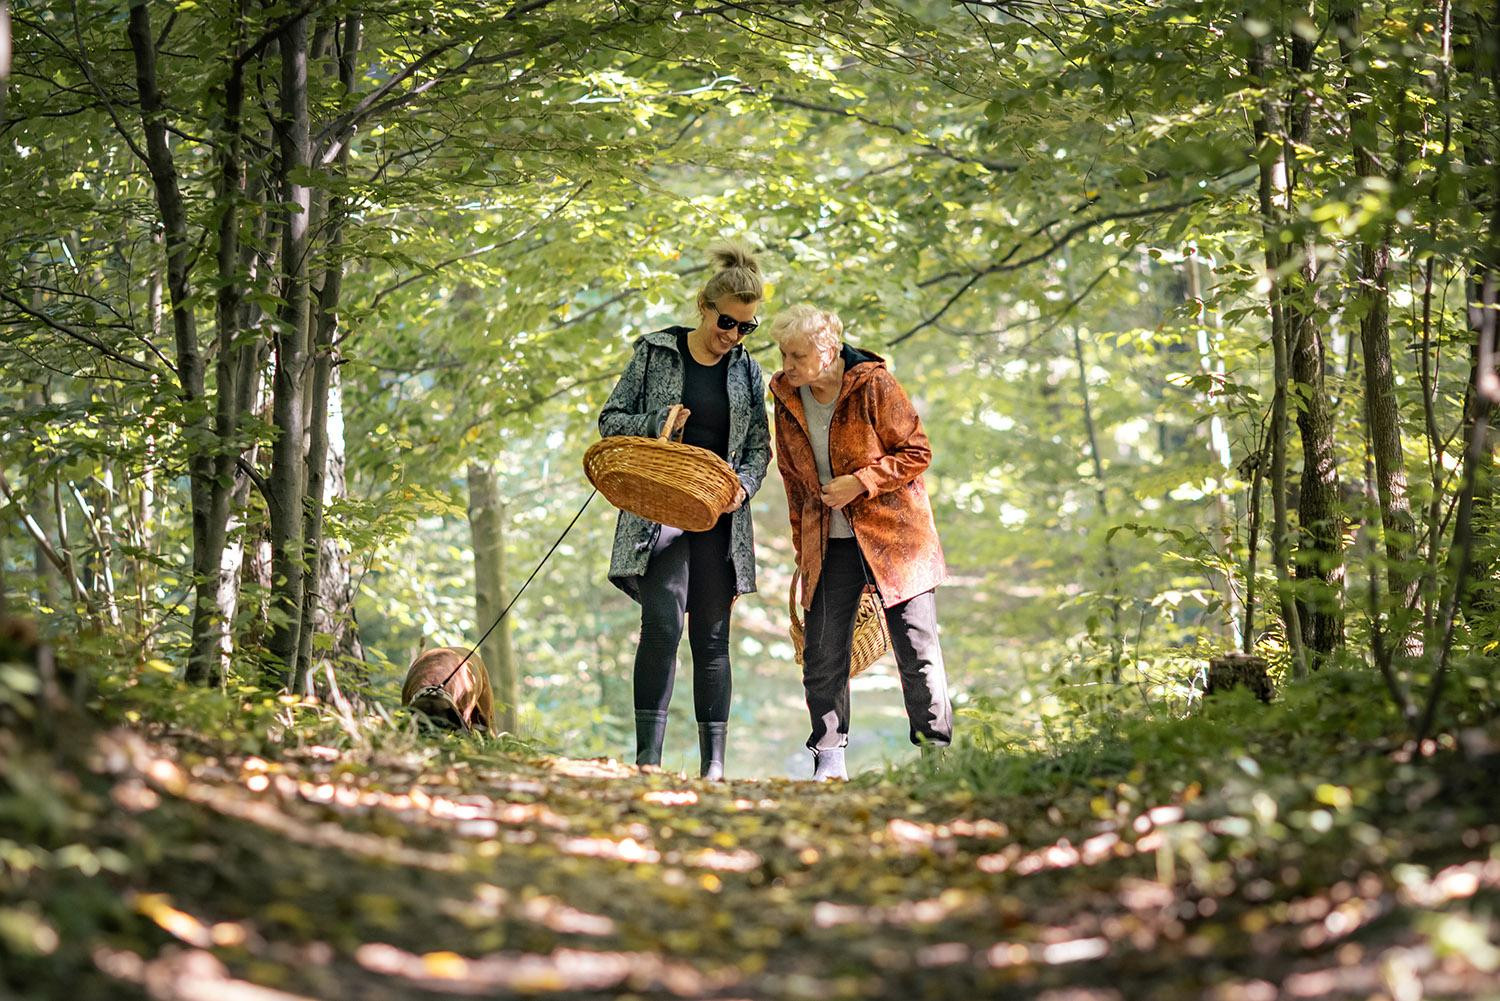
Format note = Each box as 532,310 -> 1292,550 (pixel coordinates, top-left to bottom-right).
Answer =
598,326 -> 773,602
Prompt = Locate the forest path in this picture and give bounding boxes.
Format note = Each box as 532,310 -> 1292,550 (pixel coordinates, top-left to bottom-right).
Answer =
42,727 -> 1500,1000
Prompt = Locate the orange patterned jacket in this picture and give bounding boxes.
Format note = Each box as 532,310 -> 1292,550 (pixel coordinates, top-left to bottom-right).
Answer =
769,344 -> 947,610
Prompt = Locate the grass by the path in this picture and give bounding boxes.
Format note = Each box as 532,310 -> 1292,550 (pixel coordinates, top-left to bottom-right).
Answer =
2,669 -> 1498,1000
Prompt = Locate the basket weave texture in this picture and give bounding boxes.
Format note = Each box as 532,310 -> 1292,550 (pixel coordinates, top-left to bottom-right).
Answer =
788,568 -> 890,678
584,405 -> 740,533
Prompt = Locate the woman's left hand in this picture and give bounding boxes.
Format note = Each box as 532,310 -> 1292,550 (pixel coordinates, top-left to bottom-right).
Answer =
821,474 -> 865,510
726,484 -> 747,512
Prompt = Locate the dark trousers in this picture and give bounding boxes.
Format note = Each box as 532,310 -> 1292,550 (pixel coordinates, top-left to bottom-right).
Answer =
803,538 -> 953,750
633,517 -> 734,723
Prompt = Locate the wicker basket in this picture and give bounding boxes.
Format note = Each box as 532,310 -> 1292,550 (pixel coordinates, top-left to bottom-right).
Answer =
788,568 -> 890,678
584,405 -> 741,533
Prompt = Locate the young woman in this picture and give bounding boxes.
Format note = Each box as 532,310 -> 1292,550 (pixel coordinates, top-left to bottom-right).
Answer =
597,242 -> 772,779
768,304 -> 953,781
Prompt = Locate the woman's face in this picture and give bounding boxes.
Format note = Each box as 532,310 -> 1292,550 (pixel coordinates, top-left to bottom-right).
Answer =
778,332 -> 834,388
700,297 -> 761,356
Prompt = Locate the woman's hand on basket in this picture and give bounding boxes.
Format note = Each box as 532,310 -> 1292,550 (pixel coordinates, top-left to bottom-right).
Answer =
821,474 -> 865,510
667,407 -> 692,437
726,484 -> 747,512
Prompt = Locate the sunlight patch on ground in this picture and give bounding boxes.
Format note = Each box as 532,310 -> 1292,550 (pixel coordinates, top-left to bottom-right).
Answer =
353,942 -> 730,996
95,946 -> 319,1001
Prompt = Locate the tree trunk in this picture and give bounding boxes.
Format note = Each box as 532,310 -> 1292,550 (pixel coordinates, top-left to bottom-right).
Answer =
468,462 -> 519,733
1335,1 -> 1421,655
127,1 -> 237,685
1282,13 -> 1346,667
1454,8 -> 1500,622
1248,24 -> 1309,676
1419,0 -> 1500,738
0,0 -> 10,124
315,364 -> 366,670
1186,254 -> 1243,648
294,14 -> 362,694
1065,255 -> 1124,682
266,10 -> 313,685
28,388 -> 61,610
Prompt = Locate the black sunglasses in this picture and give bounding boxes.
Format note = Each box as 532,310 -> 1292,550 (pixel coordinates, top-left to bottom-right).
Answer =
715,312 -> 759,337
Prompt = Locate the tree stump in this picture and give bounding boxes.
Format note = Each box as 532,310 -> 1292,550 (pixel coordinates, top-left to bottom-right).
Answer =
1204,652 -> 1272,703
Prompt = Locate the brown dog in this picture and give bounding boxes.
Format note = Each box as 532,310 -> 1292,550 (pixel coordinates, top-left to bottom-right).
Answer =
400,646 -> 495,733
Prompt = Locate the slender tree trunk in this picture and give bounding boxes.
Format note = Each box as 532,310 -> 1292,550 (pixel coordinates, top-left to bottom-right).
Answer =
28,388 -> 60,610
183,0 -> 258,683
1186,255 -> 1243,648
1418,5 -> 1453,638
266,10 -> 313,684
139,239 -> 162,651
1282,15 -> 1346,667
1419,0 -> 1500,738
1242,422 -> 1267,654
68,480 -> 120,627
214,341 -> 269,677
1248,24 -> 1309,676
1065,264 -> 1124,682
294,14 -> 362,694
1454,8 -> 1500,621
128,1 -> 238,684
0,0 -> 11,124
468,462 -> 519,733
1335,2 -> 1421,655
315,364 -> 366,670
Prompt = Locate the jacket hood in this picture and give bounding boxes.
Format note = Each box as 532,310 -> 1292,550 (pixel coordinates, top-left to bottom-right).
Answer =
769,342 -> 887,407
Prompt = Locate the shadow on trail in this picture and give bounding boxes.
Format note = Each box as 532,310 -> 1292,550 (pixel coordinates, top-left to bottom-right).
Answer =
10,722 -> 1495,1001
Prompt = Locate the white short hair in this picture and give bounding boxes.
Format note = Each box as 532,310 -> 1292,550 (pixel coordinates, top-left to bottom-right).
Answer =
769,303 -> 843,355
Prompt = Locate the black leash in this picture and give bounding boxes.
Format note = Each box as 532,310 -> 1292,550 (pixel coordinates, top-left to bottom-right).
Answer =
439,488 -> 598,689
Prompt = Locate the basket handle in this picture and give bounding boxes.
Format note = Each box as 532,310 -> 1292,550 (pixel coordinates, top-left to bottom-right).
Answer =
659,404 -> 685,442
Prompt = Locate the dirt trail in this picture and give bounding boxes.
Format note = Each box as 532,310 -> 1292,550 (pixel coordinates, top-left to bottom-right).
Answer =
21,729 -> 1500,1000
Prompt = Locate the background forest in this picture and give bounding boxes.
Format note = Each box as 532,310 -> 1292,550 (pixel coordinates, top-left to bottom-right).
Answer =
5,0 -> 1496,769
3,1 -> 1500,996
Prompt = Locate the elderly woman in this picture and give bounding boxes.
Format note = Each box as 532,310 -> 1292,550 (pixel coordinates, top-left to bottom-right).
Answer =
768,304 -> 953,781
598,242 -> 772,779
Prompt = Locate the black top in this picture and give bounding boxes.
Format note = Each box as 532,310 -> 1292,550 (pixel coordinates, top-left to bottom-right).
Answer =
677,329 -> 731,459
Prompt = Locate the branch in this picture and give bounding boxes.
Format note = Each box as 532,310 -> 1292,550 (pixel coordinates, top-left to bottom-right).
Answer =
888,197 -> 1206,346
236,454 -> 270,502
233,1 -> 319,71
0,468 -> 94,609
365,182 -> 590,313
935,246 -> 1131,346
65,6 -> 149,165
0,292 -> 164,376
762,93 -> 1018,174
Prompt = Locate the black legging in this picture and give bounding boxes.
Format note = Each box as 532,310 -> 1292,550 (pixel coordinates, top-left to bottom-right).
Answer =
633,516 -> 734,722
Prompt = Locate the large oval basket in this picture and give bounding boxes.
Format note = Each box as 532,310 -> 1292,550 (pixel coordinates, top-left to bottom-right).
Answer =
584,405 -> 741,533
788,568 -> 891,678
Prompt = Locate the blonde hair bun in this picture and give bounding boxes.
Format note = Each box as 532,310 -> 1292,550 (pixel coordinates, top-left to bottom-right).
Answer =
699,238 -> 764,307
707,240 -> 760,274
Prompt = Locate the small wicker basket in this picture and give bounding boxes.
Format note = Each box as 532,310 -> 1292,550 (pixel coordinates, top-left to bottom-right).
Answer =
584,405 -> 741,533
788,568 -> 891,678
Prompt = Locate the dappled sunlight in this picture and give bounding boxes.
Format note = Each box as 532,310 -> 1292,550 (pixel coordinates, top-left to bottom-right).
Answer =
554,834 -> 662,864
353,941 -> 731,996
443,884 -> 617,937
9,1 -> 1500,999
135,893 -> 252,950
94,946 -> 322,1001
545,756 -> 639,780
29,719 -> 1500,1000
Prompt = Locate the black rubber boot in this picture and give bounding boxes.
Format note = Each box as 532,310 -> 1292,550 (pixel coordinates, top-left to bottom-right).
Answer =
634,709 -> 668,768
698,722 -> 727,781
811,746 -> 848,782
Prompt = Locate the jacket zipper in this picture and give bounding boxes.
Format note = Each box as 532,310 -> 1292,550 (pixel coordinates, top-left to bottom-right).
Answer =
780,389 -> 873,598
